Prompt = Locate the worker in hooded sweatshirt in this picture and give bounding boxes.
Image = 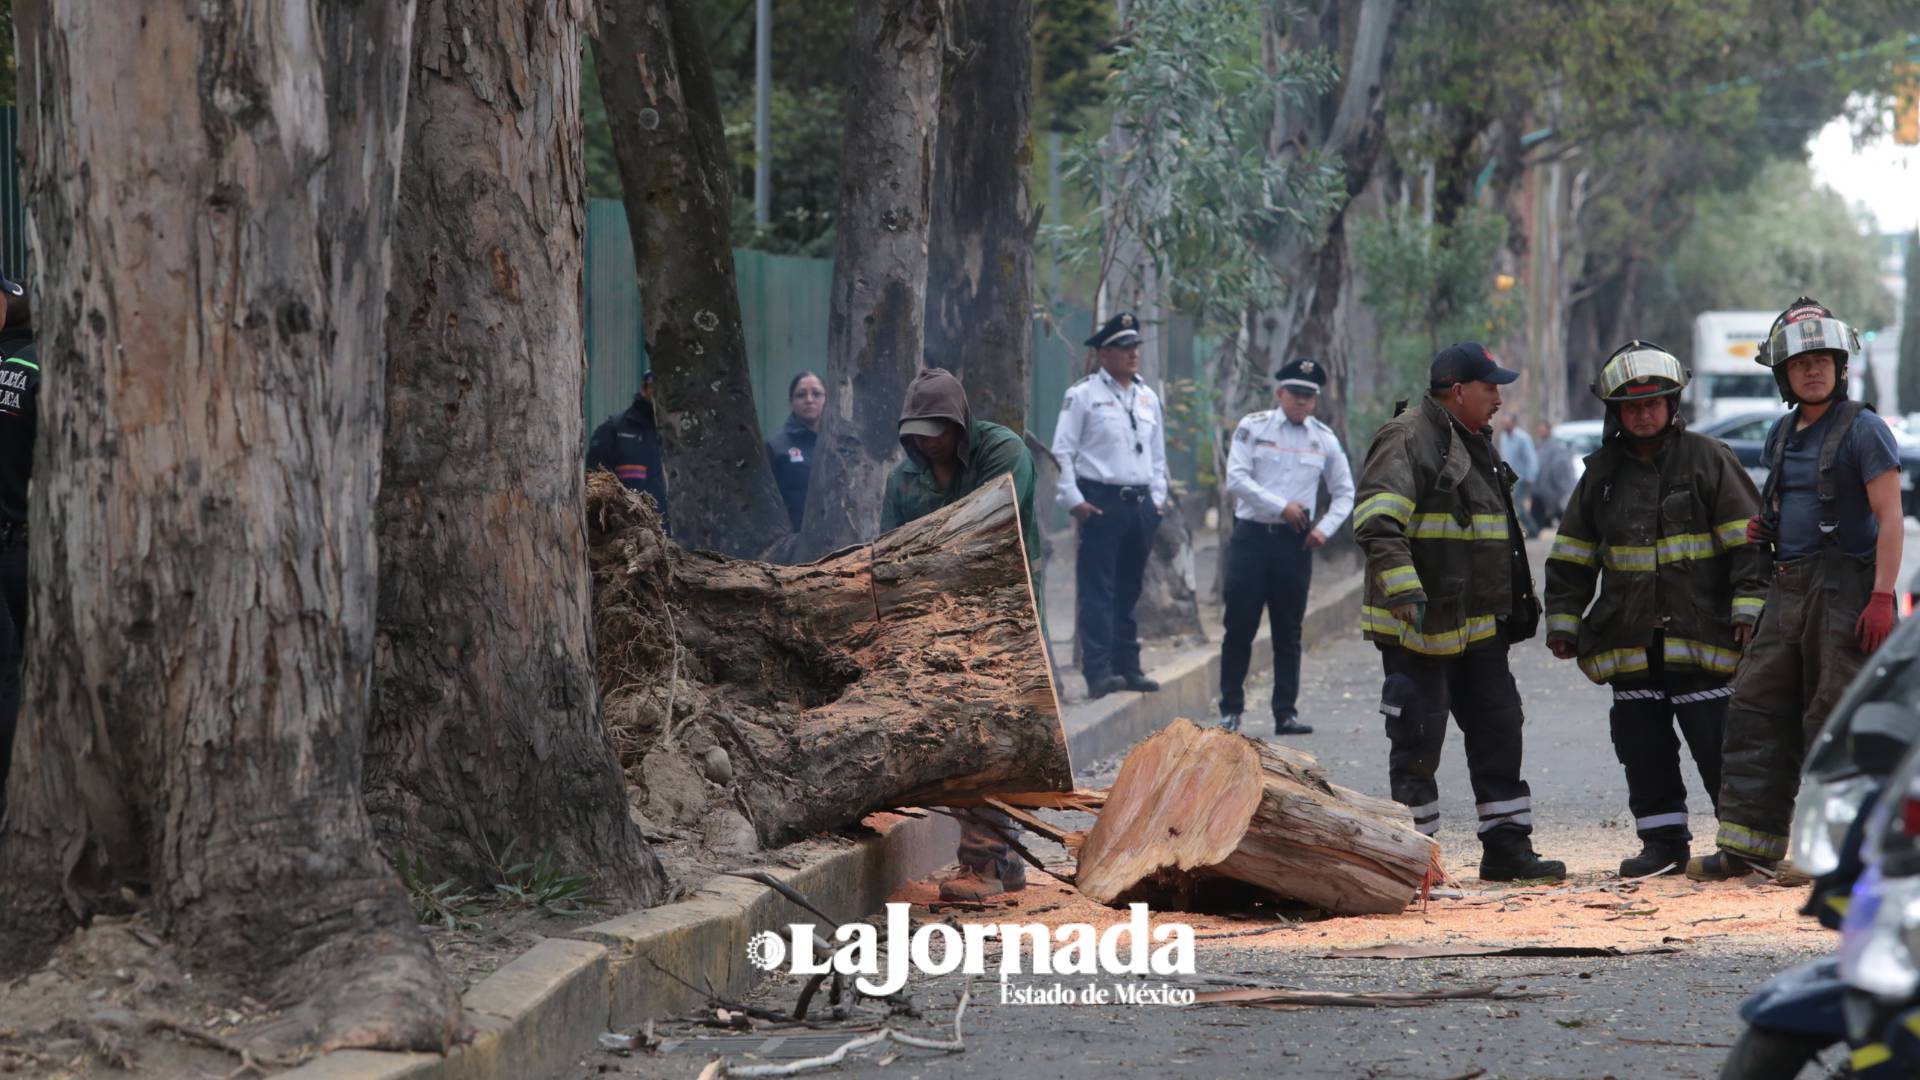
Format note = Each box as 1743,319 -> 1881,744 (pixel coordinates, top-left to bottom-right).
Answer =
881,367 -> 1039,900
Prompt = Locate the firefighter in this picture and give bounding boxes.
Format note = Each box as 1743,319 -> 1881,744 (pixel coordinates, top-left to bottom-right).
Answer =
1544,342 -> 1768,878
1689,298 -> 1904,880
1354,343 -> 1563,882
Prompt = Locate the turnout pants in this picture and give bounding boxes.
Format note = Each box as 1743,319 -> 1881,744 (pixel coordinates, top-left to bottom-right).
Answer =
1608,642 -> 1726,843
1075,481 -> 1159,681
1716,548 -> 1875,862
0,535 -> 25,823
1379,643 -> 1535,842
1218,519 -> 1313,722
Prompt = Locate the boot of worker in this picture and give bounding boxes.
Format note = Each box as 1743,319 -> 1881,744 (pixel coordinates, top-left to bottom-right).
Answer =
1619,837 -> 1691,878
1478,829 -> 1567,882
1684,849 -> 1773,881
938,866 -> 1007,901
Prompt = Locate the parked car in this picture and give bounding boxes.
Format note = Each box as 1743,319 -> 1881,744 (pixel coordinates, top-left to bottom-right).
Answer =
1696,410 -> 1920,518
1550,419 -> 1606,484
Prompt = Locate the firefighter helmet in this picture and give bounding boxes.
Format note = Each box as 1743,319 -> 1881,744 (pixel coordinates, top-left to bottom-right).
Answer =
1758,297 -> 1858,404
1592,340 -> 1688,403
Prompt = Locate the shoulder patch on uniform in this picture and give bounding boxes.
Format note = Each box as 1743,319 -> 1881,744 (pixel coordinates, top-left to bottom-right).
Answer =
1233,426 -> 1251,443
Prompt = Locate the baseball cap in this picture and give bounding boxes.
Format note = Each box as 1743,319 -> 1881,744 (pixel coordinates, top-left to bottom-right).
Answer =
900,418 -> 949,438
1429,343 -> 1519,388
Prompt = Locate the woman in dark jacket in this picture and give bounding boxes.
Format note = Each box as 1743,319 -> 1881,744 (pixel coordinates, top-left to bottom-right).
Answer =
767,371 -> 825,529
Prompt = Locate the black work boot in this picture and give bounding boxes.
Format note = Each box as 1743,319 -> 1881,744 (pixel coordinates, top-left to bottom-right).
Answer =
1086,673 -> 1127,700
1219,712 -> 1243,733
1479,830 -> 1567,882
1273,715 -> 1314,736
1619,837 -> 1691,878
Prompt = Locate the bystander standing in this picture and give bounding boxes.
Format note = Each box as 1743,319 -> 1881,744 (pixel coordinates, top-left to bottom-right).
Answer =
767,372 -> 825,531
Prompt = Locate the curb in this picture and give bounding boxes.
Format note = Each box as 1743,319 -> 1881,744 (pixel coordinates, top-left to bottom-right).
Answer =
1064,570 -> 1364,765
279,811 -> 960,1080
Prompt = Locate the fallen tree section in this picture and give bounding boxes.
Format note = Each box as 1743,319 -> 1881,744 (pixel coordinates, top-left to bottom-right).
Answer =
1075,719 -> 1440,916
590,472 -> 1071,848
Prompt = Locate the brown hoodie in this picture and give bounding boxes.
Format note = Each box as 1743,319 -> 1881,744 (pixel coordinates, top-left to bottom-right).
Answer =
897,367 -> 973,469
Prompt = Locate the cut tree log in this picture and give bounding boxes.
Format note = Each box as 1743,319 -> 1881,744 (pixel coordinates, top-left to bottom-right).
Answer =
590,471 -> 1072,847
1075,719 -> 1441,916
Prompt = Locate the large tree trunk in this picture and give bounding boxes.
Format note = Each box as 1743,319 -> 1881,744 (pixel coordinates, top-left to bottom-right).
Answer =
1076,719 -> 1440,915
0,0 -> 459,1056
796,0 -> 945,559
1246,0 -> 1403,454
590,472 -> 1070,845
366,0 -> 667,907
924,0 -> 1036,435
594,0 -> 793,558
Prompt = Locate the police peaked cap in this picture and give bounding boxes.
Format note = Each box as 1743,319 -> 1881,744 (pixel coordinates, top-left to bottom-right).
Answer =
1275,358 -> 1327,393
1085,312 -> 1142,349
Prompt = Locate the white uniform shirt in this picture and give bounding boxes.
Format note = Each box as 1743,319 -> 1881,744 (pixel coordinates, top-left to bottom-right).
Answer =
1051,369 -> 1170,510
1225,409 -> 1355,534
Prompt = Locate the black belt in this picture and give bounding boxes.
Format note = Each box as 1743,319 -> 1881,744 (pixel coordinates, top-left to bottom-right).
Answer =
1081,479 -> 1150,503
1234,517 -> 1298,535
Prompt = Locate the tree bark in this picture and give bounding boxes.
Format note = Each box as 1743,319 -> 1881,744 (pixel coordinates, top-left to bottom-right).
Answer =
1075,719 -> 1440,915
1,0 -> 459,1056
797,0 -> 945,559
924,0 -> 1037,435
594,0 -> 793,558
1246,0 -> 1404,454
590,472 -> 1070,844
366,0 -> 667,907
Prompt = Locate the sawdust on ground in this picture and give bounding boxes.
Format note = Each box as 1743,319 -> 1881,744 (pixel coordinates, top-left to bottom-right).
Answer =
889,863 -> 1818,956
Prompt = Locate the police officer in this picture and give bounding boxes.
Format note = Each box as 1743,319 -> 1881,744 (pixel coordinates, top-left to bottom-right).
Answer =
1690,298 -> 1904,880
1354,343 -> 1563,881
1218,358 -> 1354,736
0,269 -> 36,822
587,369 -> 671,532
1052,312 -> 1170,700
1544,342 -> 1767,877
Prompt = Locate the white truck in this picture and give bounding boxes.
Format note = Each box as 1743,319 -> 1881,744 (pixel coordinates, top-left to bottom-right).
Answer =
1687,311 -> 1785,427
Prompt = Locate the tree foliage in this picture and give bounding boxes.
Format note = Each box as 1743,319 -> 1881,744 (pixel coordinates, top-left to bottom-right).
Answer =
1048,0 -> 1344,337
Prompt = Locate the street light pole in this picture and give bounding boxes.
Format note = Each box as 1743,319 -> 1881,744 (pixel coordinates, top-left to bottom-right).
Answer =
754,0 -> 772,228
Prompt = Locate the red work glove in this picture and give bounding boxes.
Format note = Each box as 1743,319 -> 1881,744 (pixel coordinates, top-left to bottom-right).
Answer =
1857,591 -> 1897,655
1746,514 -> 1775,545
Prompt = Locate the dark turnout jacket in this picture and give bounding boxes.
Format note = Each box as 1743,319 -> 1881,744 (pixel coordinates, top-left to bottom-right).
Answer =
1545,427 -> 1768,684
1354,395 -> 1533,656
0,328 -> 38,528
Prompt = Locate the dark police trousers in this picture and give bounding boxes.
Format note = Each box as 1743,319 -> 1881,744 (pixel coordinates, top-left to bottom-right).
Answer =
0,533 -> 25,824
1715,546 -> 1874,862
1379,642 -> 1533,842
1219,518 -> 1312,723
1075,480 -> 1159,681
1607,638 -> 1725,844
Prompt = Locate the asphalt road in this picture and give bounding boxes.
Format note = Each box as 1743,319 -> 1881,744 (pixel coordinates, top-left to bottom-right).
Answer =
572,528 -> 1920,1080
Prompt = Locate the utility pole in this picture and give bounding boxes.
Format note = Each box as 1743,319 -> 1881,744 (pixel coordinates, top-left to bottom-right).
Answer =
754,0 -> 772,226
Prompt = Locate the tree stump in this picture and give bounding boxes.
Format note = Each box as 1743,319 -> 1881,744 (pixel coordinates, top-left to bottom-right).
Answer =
1075,719 -> 1441,916
590,471 -> 1071,847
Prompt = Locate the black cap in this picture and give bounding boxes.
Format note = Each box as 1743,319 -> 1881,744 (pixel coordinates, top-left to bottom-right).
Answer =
0,270 -> 21,298
1275,357 -> 1326,394
642,368 -> 654,383
1429,342 -> 1519,389
1084,312 -> 1142,349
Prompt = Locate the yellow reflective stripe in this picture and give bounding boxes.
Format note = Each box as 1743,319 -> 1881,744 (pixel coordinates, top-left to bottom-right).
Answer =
1829,894 -> 1851,918
1715,518 -> 1751,548
1717,822 -> 1788,860
1379,565 -> 1423,596
1853,1043 -> 1892,1071
1578,647 -> 1650,683
1354,492 -> 1415,527
1548,534 -> 1598,567
1732,596 -> 1766,618
1602,546 -> 1657,572
1905,1011 -> 1920,1038
1546,613 -> 1581,637
1360,606 -> 1499,656
1664,637 -> 1740,674
1406,514 -> 1509,540
1655,532 -> 1716,565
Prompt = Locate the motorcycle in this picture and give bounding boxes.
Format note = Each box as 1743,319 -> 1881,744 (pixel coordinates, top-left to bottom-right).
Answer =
1834,736 -> 1920,1077
1720,617 -> 1920,1079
